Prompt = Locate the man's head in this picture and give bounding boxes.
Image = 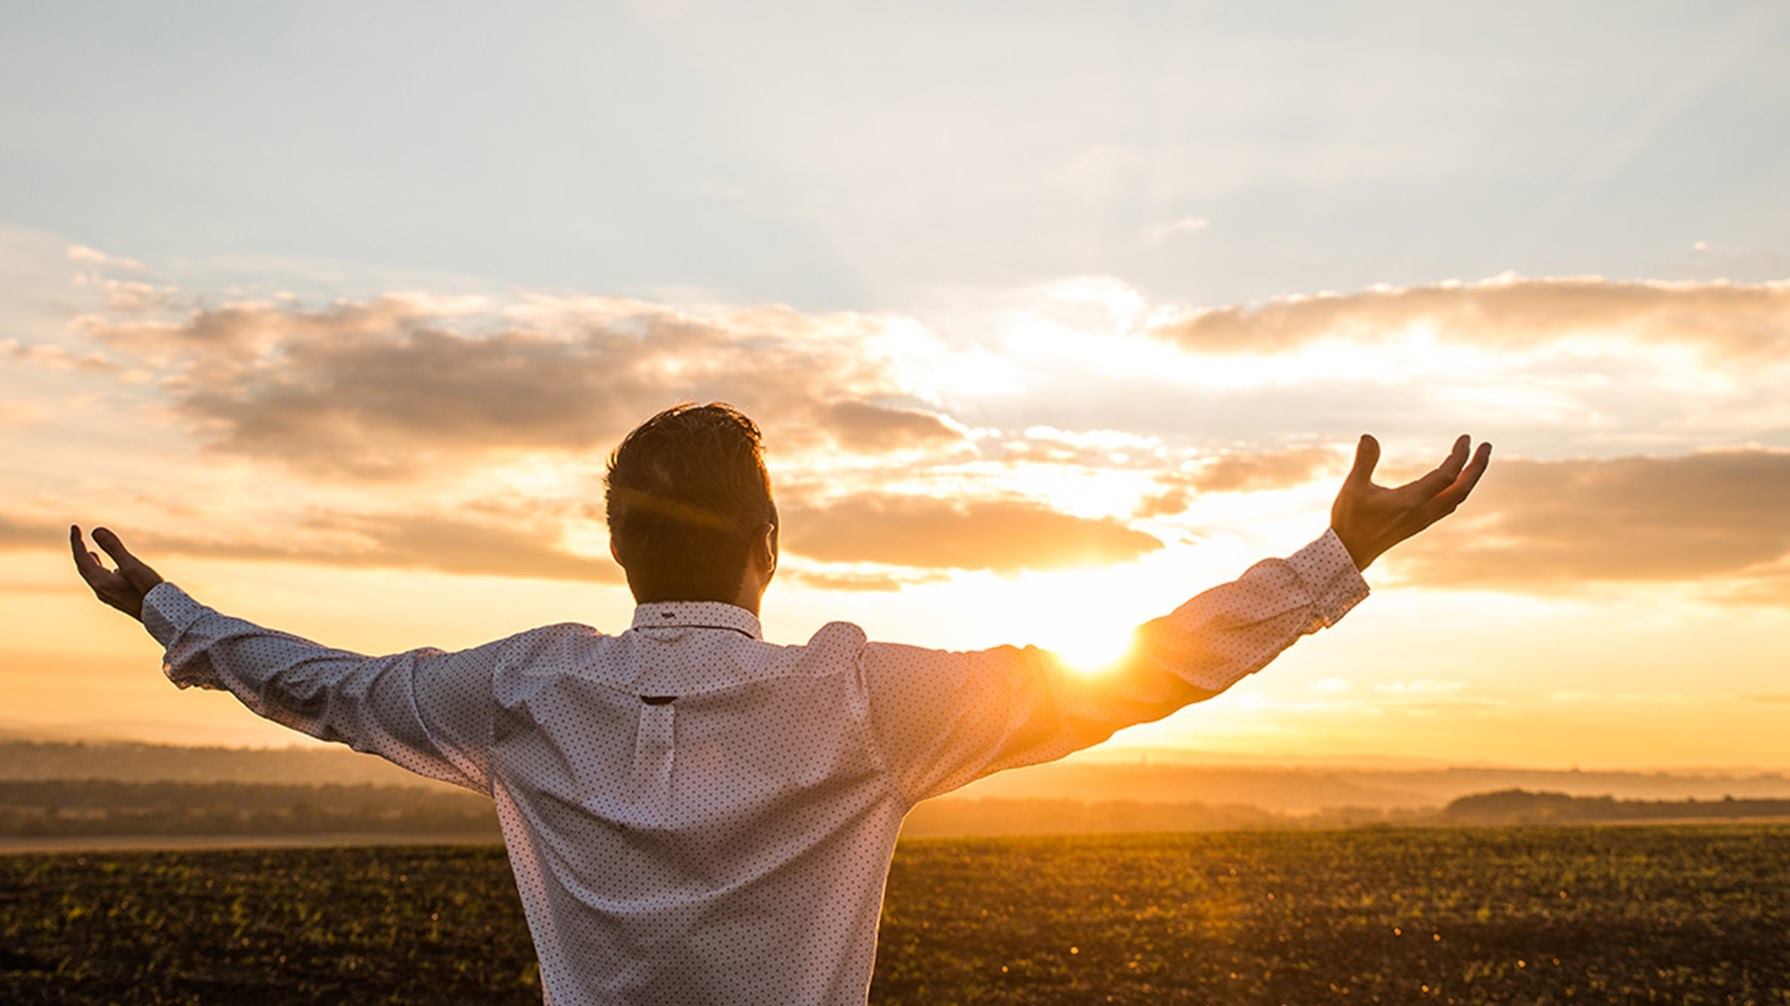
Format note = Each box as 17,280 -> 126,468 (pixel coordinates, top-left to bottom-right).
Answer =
605,403 -> 779,609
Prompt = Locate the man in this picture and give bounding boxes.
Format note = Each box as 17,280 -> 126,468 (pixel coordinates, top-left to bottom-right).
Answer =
71,403 -> 1490,1005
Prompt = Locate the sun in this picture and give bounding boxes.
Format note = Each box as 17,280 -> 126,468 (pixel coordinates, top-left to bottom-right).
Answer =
1037,610 -> 1141,676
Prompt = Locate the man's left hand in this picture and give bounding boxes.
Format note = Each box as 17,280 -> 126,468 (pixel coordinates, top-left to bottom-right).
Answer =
1329,434 -> 1492,571
70,525 -> 163,621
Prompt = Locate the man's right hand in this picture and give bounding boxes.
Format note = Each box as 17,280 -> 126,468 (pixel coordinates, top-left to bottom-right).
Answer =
70,525 -> 164,622
1329,434 -> 1492,571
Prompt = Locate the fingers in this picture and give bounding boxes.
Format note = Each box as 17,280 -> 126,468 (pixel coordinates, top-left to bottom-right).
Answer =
1401,434 -> 1471,496
69,525 -> 107,585
1425,442 -> 1493,518
92,526 -> 142,572
93,525 -> 162,592
1345,434 -> 1381,488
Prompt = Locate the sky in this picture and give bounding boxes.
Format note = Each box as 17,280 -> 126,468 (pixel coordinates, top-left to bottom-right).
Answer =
2,2 -> 1788,768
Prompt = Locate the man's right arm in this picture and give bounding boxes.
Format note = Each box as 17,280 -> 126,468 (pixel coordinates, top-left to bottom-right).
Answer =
142,581 -> 527,794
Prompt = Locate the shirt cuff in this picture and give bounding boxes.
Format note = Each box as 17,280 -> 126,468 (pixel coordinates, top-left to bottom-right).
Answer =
1286,529 -> 1370,627
142,581 -> 207,649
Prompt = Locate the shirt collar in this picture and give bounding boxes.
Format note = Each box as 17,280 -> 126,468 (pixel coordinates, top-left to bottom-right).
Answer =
630,601 -> 763,640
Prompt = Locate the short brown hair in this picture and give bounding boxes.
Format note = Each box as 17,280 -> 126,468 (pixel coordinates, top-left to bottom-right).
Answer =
605,403 -> 777,603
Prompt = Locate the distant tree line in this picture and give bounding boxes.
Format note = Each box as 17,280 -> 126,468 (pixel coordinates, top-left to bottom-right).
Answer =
1445,789 -> 1790,825
0,739 -> 433,789
0,780 -> 498,838
7,776 -> 1789,841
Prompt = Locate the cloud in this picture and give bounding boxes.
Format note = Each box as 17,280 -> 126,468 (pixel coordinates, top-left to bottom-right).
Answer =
1152,275 -> 1790,359
17,487 -> 1162,584
822,401 -> 964,451
66,244 -> 146,272
1184,445 -> 1341,493
274,512 -> 620,583
1395,449 -> 1790,601
4,510 -> 619,584
1145,215 -> 1210,243
0,515 -> 62,549
782,494 -> 1162,572
1133,488 -> 1191,518
96,279 -> 181,313
1132,445 -> 1344,516
9,485 -> 1167,584
81,295 -> 964,479
780,567 -> 949,592
0,338 -> 118,373
992,426 -> 1167,468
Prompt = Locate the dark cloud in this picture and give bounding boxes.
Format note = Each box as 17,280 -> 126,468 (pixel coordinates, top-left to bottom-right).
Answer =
84,296 -> 963,479
822,402 -> 962,451
782,495 -> 1162,572
0,514 -> 63,548
1154,276 -> 1790,359
1396,450 -> 1790,601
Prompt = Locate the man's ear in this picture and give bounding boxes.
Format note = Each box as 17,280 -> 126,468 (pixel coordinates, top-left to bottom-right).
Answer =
762,522 -> 778,580
609,538 -> 624,566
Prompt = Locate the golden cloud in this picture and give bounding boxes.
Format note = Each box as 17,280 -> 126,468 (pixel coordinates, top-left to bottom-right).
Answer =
20,478 -> 1171,585
1395,449 -> 1790,602
1132,445 -> 1344,516
1154,275 -> 1790,358
82,295 -> 965,479
782,494 -> 1161,572
8,511 -> 619,584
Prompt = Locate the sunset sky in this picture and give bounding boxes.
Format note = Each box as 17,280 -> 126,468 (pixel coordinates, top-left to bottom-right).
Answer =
3,3 -> 1788,768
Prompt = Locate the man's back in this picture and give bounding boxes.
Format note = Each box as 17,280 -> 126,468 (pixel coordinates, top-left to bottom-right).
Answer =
490,605 -> 898,1003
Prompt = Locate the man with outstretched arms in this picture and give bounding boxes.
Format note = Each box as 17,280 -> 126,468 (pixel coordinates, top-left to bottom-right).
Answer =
72,404 -> 1490,1005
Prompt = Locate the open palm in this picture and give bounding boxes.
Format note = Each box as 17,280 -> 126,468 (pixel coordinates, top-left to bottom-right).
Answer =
1329,434 -> 1492,571
70,525 -> 163,621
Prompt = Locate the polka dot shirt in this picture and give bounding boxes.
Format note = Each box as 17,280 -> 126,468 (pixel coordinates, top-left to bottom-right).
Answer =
142,529 -> 1367,1004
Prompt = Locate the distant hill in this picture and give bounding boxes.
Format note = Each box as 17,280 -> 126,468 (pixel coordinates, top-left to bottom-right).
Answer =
1444,789 -> 1790,826
0,779 -> 497,839
952,760 -> 1790,813
9,739 -> 1790,824
7,774 -> 1790,844
0,739 -> 454,790
899,798 -> 1434,837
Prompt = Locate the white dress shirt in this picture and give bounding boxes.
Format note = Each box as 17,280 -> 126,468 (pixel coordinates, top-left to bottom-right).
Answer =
142,529 -> 1367,1005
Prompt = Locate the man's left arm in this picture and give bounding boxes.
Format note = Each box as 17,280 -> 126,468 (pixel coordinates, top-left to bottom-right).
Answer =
861,528 -> 1368,804
71,525 -> 508,794
861,433 -> 1492,805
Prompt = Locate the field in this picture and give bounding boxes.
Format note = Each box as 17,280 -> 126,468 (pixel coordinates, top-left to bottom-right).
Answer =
2,825 -> 1786,1004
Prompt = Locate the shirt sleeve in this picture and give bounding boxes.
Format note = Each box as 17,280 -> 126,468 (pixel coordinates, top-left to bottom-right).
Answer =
860,529 -> 1370,805
141,581 -> 518,794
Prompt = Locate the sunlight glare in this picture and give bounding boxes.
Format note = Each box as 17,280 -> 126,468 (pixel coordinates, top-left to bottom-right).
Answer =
1046,623 -> 1138,676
